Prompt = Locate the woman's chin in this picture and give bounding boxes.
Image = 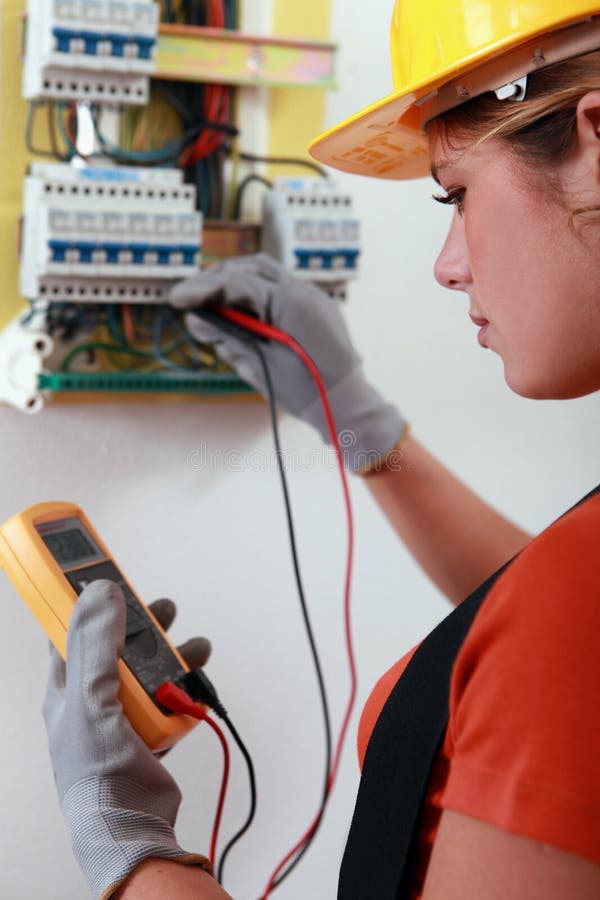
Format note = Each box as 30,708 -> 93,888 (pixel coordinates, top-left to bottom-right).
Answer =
504,363 -> 600,400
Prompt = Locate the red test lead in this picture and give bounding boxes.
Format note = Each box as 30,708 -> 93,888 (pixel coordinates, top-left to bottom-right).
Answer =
207,304 -> 358,900
155,681 -> 231,869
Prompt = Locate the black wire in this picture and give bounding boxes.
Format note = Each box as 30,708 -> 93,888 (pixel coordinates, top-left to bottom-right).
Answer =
251,340 -> 333,894
234,174 -> 273,219
154,79 -> 196,123
223,147 -> 329,178
91,104 -> 237,167
216,715 -> 258,883
214,148 -> 226,218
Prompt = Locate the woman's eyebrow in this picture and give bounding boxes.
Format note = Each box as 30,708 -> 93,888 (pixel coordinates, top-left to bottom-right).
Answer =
430,161 -> 452,185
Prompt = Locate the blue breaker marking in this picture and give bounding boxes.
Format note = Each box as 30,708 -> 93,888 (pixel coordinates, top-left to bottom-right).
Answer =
52,27 -> 156,59
294,249 -> 360,270
49,239 -> 200,266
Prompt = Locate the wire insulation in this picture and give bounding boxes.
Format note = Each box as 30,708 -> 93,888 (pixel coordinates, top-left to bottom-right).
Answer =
249,342 -> 333,892
216,716 -> 258,883
154,682 -> 230,866
205,307 -> 357,899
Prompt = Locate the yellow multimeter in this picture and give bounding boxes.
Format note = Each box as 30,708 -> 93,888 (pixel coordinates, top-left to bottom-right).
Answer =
0,501 -> 200,752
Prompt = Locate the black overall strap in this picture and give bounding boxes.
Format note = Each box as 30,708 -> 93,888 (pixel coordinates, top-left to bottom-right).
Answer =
337,563 -> 508,900
337,482 -> 600,900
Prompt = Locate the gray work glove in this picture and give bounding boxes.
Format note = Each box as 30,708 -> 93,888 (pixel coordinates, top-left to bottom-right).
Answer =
170,254 -> 407,472
42,580 -> 213,900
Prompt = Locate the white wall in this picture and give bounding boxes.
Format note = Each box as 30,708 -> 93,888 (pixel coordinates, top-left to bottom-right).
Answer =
1,1 -> 599,898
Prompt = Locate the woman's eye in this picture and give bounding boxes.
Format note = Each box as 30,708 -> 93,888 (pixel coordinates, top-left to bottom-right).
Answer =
432,188 -> 466,215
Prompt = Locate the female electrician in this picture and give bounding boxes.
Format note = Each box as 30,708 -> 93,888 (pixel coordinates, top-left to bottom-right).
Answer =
42,1 -> 600,898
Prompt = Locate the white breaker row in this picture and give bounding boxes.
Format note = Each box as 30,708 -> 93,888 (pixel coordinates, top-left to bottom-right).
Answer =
261,177 -> 361,299
24,0 -> 159,105
20,162 -> 203,304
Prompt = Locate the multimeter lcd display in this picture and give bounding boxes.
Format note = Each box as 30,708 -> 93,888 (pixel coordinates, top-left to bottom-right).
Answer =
36,517 -> 104,570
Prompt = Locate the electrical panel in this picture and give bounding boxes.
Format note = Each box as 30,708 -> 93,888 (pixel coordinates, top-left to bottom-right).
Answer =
20,162 -> 203,304
261,177 -> 361,296
23,0 -> 159,105
5,7 -> 359,414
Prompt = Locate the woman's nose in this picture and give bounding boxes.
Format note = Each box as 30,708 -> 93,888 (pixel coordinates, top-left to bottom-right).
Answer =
434,213 -> 473,292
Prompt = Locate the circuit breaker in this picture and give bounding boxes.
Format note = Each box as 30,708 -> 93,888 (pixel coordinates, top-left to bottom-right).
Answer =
261,177 -> 361,296
23,0 -> 159,105
20,162 -> 203,304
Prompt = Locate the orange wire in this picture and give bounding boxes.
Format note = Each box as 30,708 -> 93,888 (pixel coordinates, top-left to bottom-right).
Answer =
121,304 -> 136,344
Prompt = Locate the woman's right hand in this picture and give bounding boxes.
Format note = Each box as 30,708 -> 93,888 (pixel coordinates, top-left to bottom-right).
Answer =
169,254 -> 406,471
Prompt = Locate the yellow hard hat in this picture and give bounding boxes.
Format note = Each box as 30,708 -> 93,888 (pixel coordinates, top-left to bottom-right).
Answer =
309,1 -> 600,180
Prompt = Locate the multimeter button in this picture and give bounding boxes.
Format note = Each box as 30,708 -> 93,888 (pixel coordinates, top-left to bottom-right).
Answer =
126,627 -> 158,658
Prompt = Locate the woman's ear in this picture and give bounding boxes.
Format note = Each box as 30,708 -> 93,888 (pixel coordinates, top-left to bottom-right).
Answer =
575,90 -> 600,182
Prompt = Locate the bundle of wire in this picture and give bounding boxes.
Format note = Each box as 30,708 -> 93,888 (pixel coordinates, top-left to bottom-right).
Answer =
38,303 -> 222,376
190,307 -> 357,898
148,306 -> 357,898
26,0 -> 327,220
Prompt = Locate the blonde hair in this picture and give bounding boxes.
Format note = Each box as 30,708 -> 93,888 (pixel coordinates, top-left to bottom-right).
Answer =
430,50 -> 600,166
429,51 -> 600,226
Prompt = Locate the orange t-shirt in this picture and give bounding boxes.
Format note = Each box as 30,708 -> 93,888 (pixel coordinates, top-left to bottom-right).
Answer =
357,491 -> 600,897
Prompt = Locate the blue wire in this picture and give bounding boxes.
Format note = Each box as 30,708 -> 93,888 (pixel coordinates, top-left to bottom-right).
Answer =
153,307 -> 201,372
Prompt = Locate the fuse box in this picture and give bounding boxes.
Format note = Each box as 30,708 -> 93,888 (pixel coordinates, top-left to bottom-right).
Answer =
261,177 -> 361,295
23,0 -> 159,105
20,162 -> 202,304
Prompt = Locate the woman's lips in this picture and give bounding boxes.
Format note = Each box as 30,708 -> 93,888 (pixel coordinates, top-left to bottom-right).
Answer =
469,314 -> 489,327
477,323 -> 490,347
469,314 -> 490,347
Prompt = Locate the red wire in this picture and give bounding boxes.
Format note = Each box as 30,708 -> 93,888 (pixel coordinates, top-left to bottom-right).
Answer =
212,306 -> 358,898
178,0 -> 229,168
179,85 -> 229,167
155,682 -> 230,866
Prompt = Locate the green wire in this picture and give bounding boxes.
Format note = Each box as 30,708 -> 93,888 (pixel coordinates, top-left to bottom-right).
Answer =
61,337 -> 205,373
60,341 -> 156,372
57,103 -> 77,158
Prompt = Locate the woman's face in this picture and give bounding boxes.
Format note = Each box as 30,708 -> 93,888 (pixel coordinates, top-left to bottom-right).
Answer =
431,132 -> 600,399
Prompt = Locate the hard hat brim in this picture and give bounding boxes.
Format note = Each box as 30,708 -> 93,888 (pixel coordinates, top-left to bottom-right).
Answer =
309,13 -> 600,181
309,89 -> 430,181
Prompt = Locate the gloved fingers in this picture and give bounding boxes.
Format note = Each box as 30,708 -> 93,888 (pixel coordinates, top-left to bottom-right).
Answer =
184,314 -> 268,394
146,599 -> 212,668
169,271 -> 229,308
207,252 -> 285,282
65,579 -> 126,710
183,313 -> 228,346
220,272 -> 272,312
42,644 -> 67,733
147,599 -> 212,667
176,636 -> 212,670
148,597 -> 177,632
170,263 -> 277,317
212,339 -> 268,394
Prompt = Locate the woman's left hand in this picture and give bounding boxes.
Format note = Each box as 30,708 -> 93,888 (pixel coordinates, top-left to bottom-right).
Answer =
42,580 -> 213,900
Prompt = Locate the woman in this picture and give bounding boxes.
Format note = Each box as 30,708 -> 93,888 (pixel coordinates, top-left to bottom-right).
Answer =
43,1 -> 600,897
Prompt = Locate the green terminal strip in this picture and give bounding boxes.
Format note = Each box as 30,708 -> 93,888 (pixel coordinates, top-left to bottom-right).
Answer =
38,370 -> 255,395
